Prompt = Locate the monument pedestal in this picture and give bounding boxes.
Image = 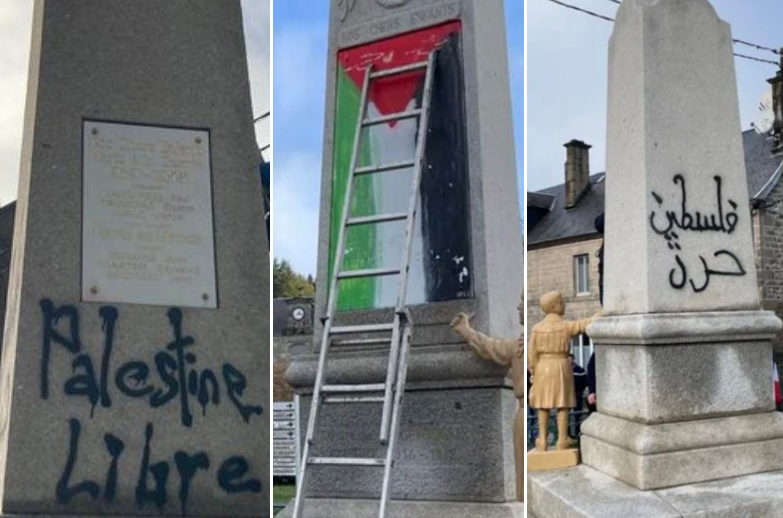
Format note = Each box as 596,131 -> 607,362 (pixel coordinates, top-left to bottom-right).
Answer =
529,464 -> 783,518
278,498 -> 524,518
528,449 -> 580,472
583,312 -> 783,490
286,343 -> 520,504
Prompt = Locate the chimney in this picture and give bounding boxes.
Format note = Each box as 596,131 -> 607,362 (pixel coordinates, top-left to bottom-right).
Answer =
564,139 -> 592,209
769,50 -> 783,153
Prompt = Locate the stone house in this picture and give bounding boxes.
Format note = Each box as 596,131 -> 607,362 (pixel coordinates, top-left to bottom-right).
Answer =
528,69 -> 783,367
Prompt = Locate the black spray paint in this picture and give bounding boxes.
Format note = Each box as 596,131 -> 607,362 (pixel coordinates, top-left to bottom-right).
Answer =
41,301 -> 263,515
649,175 -> 747,292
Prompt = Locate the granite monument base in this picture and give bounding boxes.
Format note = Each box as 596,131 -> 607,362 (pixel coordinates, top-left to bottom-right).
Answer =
295,384 -> 517,502
581,412 -> 783,490
529,464 -> 783,518
287,344 -> 520,503
0,515 -> 241,518
583,311 -> 783,490
278,498 -> 525,518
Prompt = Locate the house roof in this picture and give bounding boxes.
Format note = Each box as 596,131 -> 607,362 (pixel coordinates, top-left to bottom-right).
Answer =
528,129 -> 783,247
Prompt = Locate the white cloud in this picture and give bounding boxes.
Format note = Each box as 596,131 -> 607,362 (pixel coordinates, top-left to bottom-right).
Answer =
0,2 -> 33,206
272,153 -> 322,277
242,0 -> 271,160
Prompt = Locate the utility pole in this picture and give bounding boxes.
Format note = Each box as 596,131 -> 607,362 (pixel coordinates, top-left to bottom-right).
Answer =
769,48 -> 783,152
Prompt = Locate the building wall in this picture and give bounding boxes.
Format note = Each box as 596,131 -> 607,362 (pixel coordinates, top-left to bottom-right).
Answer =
527,237 -> 603,334
754,179 -> 783,367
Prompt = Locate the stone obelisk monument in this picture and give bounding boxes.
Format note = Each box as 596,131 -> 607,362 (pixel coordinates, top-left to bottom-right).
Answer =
530,1 -> 783,516
0,1 -> 268,516
285,0 -> 523,516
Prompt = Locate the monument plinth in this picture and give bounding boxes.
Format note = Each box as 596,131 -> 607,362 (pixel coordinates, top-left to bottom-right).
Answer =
530,0 -> 783,516
284,0 -> 523,516
0,1 -> 269,516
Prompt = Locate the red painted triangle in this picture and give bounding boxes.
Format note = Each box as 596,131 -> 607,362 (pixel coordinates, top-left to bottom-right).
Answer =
337,21 -> 461,124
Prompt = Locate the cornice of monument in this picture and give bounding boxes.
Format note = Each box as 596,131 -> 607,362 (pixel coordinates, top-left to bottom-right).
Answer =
587,310 -> 782,345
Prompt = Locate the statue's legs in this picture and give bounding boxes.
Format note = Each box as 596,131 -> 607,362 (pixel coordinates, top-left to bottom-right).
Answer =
514,402 -> 525,501
556,408 -> 570,450
536,409 -> 549,451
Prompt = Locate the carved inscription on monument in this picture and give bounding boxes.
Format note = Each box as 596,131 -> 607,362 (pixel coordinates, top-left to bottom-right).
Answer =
649,174 -> 747,293
82,121 -> 217,308
338,0 -> 460,47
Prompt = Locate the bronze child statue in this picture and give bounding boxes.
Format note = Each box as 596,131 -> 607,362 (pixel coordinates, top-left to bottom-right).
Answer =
528,290 -> 596,452
450,292 -> 525,502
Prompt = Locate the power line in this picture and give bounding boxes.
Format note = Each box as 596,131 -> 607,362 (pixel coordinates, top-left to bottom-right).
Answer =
733,39 -> 780,56
544,0 -> 614,23
733,52 -> 779,66
254,111 -> 271,123
543,0 -> 780,67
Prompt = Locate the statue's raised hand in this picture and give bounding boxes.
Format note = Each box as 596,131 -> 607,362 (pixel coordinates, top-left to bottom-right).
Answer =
450,311 -> 473,337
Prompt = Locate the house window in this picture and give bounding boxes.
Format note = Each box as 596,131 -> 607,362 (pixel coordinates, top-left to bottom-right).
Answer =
574,254 -> 590,295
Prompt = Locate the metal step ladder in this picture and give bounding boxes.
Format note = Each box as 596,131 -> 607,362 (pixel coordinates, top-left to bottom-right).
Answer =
292,51 -> 438,518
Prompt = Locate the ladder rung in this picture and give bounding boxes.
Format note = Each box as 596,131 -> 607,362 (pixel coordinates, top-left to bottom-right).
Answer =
355,160 -> 416,176
333,337 -> 391,347
338,267 -> 400,280
331,323 -> 395,334
370,61 -> 428,79
309,457 -> 386,467
323,395 -> 385,405
346,212 -> 408,226
363,109 -> 422,127
322,383 -> 386,393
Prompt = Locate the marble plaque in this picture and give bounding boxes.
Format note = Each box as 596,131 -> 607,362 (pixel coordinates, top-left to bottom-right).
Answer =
82,120 -> 217,308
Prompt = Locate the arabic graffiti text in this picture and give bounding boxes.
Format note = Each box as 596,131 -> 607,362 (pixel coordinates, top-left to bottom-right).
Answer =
649,175 -> 747,293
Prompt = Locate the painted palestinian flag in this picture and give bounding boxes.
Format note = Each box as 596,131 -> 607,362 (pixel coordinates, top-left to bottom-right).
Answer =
330,21 -> 471,311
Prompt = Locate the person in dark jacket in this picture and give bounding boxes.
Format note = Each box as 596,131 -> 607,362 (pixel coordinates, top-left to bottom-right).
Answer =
571,354 -> 588,436
587,352 -> 597,413
571,354 -> 587,410
595,213 -> 604,306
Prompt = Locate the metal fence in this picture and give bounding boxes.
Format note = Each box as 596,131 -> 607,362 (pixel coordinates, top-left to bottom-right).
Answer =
526,408 -> 591,449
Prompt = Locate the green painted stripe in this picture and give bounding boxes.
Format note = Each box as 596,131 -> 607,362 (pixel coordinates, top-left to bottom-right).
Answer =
329,66 -> 379,311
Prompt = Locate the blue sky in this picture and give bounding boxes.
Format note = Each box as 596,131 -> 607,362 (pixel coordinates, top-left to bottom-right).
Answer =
528,0 -> 782,192
273,0 -> 525,277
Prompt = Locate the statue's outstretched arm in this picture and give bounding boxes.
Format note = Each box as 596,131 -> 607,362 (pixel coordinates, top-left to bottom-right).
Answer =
462,328 -> 516,368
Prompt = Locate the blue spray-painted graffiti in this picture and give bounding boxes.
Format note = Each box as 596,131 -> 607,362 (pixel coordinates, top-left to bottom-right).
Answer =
40,300 -> 263,515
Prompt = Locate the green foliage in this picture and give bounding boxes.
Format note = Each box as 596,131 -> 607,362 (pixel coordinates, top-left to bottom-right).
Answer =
273,258 -> 315,298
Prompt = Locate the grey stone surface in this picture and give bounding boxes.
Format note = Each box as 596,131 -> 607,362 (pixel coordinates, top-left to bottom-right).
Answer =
286,344 -> 508,392
594,338 -> 774,424
582,429 -> 783,490
0,1 -> 268,516
530,465 -> 783,518
603,0 -> 759,314
297,387 -> 517,503
277,498 -> 525,518
528,466 -> 681,518
588,311 -> 782,345
582,412 -> 783,454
